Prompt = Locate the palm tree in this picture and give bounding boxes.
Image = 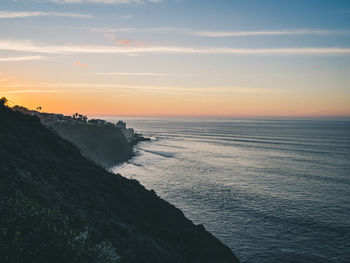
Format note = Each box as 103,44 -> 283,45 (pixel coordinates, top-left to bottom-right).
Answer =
0,97 -> 8,108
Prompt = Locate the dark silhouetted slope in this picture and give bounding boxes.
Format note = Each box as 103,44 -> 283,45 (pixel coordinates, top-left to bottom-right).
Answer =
0,106 -> 240,263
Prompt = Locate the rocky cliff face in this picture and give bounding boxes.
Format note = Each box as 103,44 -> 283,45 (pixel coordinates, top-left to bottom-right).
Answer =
0,106 -> 240,263
12,105 -> 143,168
48,121 -> 134,168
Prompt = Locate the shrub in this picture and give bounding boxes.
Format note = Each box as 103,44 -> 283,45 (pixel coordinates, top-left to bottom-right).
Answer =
0,191 -> 121,263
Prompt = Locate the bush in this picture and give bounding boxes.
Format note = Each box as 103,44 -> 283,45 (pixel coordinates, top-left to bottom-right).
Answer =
0,191 -> 120,263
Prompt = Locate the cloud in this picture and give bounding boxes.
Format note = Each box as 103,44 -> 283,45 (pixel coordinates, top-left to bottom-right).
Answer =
75,61 -> 87,67
116,39 -> 144,46
85,26 -> 350,37
46,0 -> 161,4
5,89 -> 63,94
0,56 -> 46,62
195,29 -> 350,37
125,53 -> 139,56
119,15 -> 132,19
88,72 -> 168,76
3,81 -> 275,95
0,40 -> 350,56
103,34 -> 144,46
2,78 -> 282,98
116,39 -> 133,46
0,11 -> 93,19
88,27 -> 184,33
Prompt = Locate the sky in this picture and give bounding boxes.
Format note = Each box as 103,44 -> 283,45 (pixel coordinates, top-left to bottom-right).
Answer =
0,0 -> 350,117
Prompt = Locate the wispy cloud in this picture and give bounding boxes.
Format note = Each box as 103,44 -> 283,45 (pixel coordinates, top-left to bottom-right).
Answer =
86,27 -> 350,37
5,89 -> 63,94
88,26 -> 185,33
0,11 -> 93,19
116,39 -> 144,46
47,0 -> 161,4
3,81 -> 274,95
0,56 -> 46,62
120,15 -> 132,19
0,39 -> 350,55
74,61 -> 87,67
88,72 -> 168,76
195,29 -> 350,37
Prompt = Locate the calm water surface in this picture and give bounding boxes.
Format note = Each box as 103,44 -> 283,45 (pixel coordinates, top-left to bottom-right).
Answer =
107,118 -> 350,263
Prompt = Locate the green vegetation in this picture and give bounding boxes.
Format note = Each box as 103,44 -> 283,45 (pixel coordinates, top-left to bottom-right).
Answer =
0,191 -> 120,263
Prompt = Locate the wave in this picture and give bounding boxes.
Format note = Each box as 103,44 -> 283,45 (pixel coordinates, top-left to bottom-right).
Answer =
154,143 -> 186,149
128,160 -> 144,167
140,148 -> 175,158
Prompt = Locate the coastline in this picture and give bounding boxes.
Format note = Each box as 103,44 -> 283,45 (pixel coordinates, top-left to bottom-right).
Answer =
0,105 -> 240,262
12,105 -> 151,169
107,117 -> 350,263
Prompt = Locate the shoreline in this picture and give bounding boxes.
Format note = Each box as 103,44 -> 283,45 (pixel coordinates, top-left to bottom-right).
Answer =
0,103 -> 240,262
12,105 -> 151,169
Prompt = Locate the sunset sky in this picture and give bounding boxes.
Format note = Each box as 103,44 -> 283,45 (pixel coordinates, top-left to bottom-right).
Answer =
1,0 -> 350,117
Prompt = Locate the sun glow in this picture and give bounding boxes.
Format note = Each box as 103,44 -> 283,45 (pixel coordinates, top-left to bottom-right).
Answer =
0,0 -> 349,118
1,76 -> 349,117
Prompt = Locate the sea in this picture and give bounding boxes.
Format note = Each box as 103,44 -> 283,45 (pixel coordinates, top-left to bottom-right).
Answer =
106,118 -> 350,263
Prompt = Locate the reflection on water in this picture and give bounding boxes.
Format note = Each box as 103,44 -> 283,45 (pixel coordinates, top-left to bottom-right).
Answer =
109,118 -> 350,263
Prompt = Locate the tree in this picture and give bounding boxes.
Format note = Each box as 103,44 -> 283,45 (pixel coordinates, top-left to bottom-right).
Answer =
0,97 -> 8,108
36,106 -> 42,111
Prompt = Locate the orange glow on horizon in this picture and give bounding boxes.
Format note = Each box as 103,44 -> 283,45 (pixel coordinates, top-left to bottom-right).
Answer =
1,77 -> 350,118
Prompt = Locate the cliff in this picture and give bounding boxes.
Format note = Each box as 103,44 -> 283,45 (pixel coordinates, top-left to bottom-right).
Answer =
0,105 -> 240,263
47,121 -> 136,168
12,105 -> 148,168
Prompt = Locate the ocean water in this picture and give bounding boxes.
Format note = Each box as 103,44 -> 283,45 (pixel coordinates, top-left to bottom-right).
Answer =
108,118 -> 350,263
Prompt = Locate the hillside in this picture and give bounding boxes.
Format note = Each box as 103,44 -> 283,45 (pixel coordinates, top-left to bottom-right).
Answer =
0,105 -> 240,263
12,105 -> 148,168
